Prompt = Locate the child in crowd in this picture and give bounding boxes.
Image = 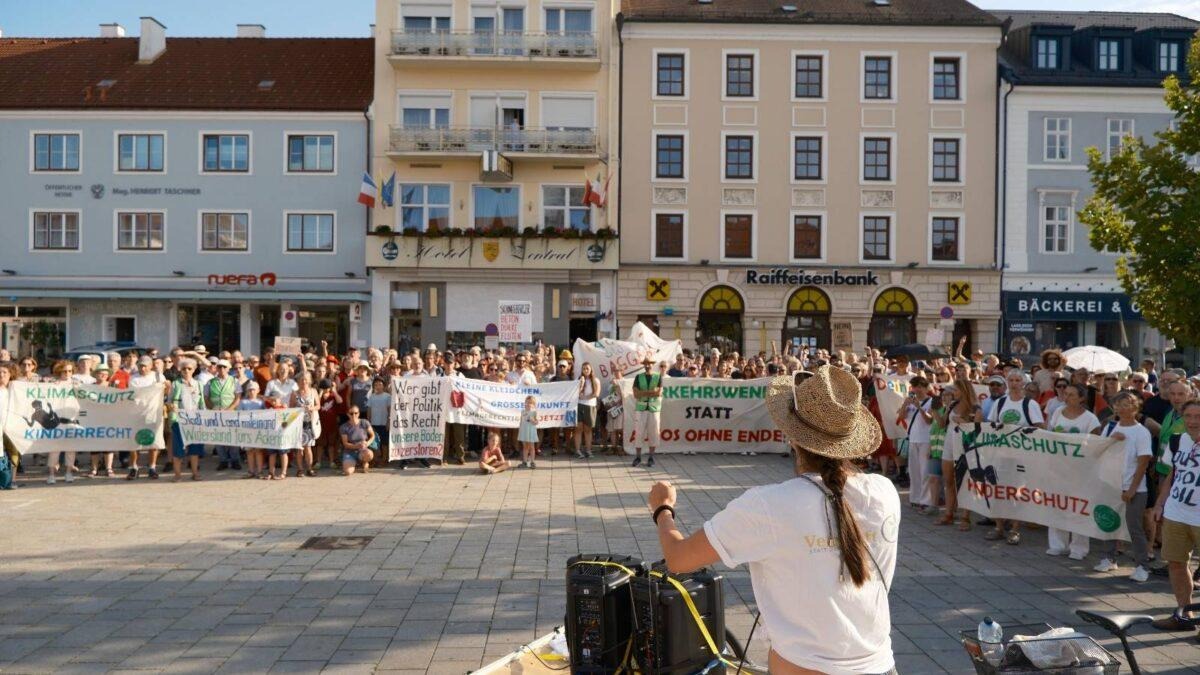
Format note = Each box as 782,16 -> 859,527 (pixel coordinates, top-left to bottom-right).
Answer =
479,430 -> 510,474
366,378 -> 391,463
237,381 -> 266,479
518,395 -> 539,468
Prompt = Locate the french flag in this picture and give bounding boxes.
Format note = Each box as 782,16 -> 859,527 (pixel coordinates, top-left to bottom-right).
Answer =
357,172 -> 377,208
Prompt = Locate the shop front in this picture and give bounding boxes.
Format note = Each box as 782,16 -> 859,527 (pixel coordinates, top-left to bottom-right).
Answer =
619,266 -> 1001,355
1002,291 -> 1145,360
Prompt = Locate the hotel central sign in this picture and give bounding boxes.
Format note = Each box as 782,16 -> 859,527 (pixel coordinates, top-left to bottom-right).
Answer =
745,268 -> 880,286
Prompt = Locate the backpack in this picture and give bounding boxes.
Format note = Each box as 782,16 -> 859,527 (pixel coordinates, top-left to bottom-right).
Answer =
993,396 -> 1034,426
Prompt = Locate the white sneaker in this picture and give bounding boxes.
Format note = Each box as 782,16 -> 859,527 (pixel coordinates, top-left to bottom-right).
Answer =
64,472 -> 76,483
1094,558 -> 1118,572
46,473 -> 56,485
1068,551 -> 1087,561
1130,566 -> 1150,583
1046,548 -> 1067,557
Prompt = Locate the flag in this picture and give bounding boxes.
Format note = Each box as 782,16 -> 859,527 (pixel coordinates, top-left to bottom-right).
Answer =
381,172 -> 396,208
357,172 -> 377,208
584,172 -> 610,209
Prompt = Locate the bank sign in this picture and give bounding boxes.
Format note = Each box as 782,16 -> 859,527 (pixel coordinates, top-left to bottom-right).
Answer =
745,269 -> 879,286
1003,291 -> 1142,321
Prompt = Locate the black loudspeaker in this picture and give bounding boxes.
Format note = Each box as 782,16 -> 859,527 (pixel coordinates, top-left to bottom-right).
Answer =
565,553 -> 647,673
631,562 -> 727,675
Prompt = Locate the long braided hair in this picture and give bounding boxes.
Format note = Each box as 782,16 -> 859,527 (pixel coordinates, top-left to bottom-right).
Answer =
796,445 -> 872,587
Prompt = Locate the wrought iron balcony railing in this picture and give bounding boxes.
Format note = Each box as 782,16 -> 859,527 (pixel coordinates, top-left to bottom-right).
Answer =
390,30 -> 598,59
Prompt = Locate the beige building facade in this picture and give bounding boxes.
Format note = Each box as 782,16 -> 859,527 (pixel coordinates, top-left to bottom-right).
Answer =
616,3 -> 1004,356
368,0 -> 619,350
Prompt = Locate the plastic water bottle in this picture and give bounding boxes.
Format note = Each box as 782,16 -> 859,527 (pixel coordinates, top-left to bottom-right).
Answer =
977,617 -> 1004,666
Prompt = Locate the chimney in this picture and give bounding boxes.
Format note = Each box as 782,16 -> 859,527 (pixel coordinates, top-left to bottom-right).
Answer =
138,16 -> 166,63
100,23 -> 126,38
236,23 -> 266,38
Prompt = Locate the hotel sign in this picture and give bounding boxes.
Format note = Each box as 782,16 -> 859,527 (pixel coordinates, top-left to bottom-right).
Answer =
367,237 -> 617,270
745,268 -> 880,286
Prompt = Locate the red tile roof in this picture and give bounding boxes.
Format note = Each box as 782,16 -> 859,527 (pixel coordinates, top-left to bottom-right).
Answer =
0,37 -> 373,111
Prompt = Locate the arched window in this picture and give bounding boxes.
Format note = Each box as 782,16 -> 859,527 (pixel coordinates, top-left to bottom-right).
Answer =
697,285 -> 744,354
869,287 -> 917,348
784,287 -> 831,351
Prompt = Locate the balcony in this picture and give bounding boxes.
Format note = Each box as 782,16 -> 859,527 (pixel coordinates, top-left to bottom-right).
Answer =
388,126 -> 599,159
389,30 -> 599,69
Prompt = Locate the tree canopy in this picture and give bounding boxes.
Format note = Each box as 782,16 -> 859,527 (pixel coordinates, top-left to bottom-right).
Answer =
1080,38 -> 1200,346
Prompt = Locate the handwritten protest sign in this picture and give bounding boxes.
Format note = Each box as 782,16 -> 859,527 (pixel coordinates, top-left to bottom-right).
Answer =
274,336 -> 302,356
498,301 -> 532,343
389,376 -> 448,462
176,409 -> 304,449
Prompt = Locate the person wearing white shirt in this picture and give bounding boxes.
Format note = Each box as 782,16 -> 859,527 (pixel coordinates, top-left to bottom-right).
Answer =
896,376 -> 934,510
985,369 -> 1045,546
71,355 -> 97,385
127,356 -> 166,479
1093,392 -> 1154,581
648,367 -> 898,675
1045,384 -> 1100,560
1150,400 -> 1200,632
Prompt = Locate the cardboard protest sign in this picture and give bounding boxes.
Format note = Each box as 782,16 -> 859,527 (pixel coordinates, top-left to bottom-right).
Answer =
498,301 -> 532,343
274,336 -> 302,356
389,376 -> 449,462
4,381 -> 164,453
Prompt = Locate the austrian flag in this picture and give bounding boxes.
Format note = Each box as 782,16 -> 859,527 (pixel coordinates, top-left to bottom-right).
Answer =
357,172 -> 377,208
583,172 -> 610,209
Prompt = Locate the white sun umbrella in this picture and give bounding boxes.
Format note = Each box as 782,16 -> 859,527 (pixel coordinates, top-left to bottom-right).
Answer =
1062,346 -> 1130,373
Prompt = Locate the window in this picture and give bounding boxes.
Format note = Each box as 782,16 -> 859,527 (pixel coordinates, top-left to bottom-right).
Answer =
793,136 -> 822,181
1160,41 -> 1182,72
654,212 -> 685,259
202,134 -> 249,172
655,134 -> 685,179
722,214 -> 753,259
286,134 -> 334,173
32,212 -> 79,250
401,184 -> 451,232
862,216 -> 891,261
792,215 -> 822,260
932,57 -> 961,100
286,213 -> 334,251
794,55 -> 823,98
931,216 -> 960,262
864,56 -> 892,100
543,185 -> 590,231
1035,38 -> 1059,69
863,137 -> 891,181
117,134 -> 164,172
1042,205 -> 1070,254
545,8 -> 592,33
932,138 -> 961,182
403,16 -> 449,32
541,95 -> 595,131
1098,39 -> 1120,71
656,53 -> 685,97
1044,117 -> 1070,162
724,135 -> 753,180
33,133 -> 80,171
473,186 -> 519,231
117,212 -> 165,251
1107,119 -> 1134,159
402,107 -> 449,128
201,213 -> 249,251
725,54 -> 754,98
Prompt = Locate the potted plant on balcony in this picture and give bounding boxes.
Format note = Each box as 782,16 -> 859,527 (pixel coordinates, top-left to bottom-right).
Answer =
372,225 -> 394,236
595,227 -> 617,240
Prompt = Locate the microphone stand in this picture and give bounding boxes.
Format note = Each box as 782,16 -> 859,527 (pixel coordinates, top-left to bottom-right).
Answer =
958,422 -> 1037,510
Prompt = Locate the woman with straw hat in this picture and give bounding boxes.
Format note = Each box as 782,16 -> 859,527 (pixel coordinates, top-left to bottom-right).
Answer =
648,365 -> 900,674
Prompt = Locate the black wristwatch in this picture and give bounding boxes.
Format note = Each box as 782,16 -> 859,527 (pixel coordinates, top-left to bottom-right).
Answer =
653,505 -> 676,525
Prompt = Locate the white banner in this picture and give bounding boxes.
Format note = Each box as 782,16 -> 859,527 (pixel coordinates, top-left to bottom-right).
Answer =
389,376 -> 448,462
446,379 -> 578,428
3,381 -> 164,454
176,408 -> 304,449
947,423 -> 1129,540
874,376 -> 911,439
498,301 -> 532,343
619,376 -> 785,454
572,321 -> 683,383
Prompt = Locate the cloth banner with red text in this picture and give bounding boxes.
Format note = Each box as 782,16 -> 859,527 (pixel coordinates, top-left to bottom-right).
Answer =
572,321 -> 683,384
618,376 -> 785,454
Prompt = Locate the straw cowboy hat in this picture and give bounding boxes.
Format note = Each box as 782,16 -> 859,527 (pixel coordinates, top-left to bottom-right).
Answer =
766,365 -> 881,460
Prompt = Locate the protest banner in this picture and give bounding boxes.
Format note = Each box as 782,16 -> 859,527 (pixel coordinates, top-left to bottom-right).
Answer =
3,381 -> 164,454
176,408 -> 304,449
389,376 -> 449,462
618,377 -> 785,454
274,336 -> 302,356
498,301 -> 532,343
946,423 -> 1129,540
875,375 -> 986,439
572,321 -> 683,383
446,379 -> 578,428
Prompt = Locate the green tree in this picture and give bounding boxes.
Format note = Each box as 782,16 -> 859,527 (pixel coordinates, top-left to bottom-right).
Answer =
1079,38 -> 1200,345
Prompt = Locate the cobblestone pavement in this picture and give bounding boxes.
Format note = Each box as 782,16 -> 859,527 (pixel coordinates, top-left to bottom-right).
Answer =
1,453 -> 1198,674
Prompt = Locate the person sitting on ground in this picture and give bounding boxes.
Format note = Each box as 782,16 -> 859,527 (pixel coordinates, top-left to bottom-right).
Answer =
478,431 -> 510,475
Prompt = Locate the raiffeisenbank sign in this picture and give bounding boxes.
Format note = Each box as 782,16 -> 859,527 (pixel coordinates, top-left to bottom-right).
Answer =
745,268 -> 880,286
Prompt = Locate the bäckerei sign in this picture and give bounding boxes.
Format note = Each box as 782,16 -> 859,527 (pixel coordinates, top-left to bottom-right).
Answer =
745,269 -> 880,286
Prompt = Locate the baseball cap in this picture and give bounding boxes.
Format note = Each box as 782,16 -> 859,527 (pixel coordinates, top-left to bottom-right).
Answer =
987,375 -> 1005,385
193,345 -> 209,354
557,360 -> 569,368
426,343 -> 438,352
137,355 -> 153,366
216,359 -> 231,368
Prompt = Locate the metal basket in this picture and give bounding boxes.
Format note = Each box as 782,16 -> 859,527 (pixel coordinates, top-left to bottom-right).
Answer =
959,623 -> 1120,674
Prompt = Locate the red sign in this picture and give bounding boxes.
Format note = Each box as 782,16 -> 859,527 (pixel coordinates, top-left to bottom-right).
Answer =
207,273 -> 277,287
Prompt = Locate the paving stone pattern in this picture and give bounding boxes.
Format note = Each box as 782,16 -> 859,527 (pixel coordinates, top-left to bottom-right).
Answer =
0,454 -> 1198,673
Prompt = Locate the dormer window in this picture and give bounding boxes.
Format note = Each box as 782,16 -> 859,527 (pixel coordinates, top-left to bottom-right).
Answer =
1035,37 -> 1060,69
1159,41 -> 1182,73
1097,39 -> 1121,71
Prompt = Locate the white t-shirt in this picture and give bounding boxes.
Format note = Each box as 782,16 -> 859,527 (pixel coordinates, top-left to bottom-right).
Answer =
903,398 -> 933,444
988,395 -> 1045,427
265,378 -> 297,403
1044,397 -> 1067,420
71,374 -> 96,385
1048,408 -> 1100,435
1101,421 -> 1152,492
704,473 -> 899,674
506,369 -> 537,388
1164,432 -> 1200,526
129,372 -> 162,389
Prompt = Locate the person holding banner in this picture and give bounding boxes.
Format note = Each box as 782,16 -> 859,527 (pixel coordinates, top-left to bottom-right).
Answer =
605,365 -> 625,456
289,371 -> 320,478
338,405 -> 376,476
44,361 -> 81,484
1093,392 -> 1154,581
1045,385 -> 1100,560
896,376 -> 935,511
575,363 -> 600,459
984,369 -> 1045,545
87,366 -> 117,478
631,356 -> 663,468
207,360 -> 242,472
168,359 -> 205,482
942,378 -> 983,530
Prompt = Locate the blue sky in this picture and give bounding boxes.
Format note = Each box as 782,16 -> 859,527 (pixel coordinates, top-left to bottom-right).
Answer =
0,0 -> 1197,36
